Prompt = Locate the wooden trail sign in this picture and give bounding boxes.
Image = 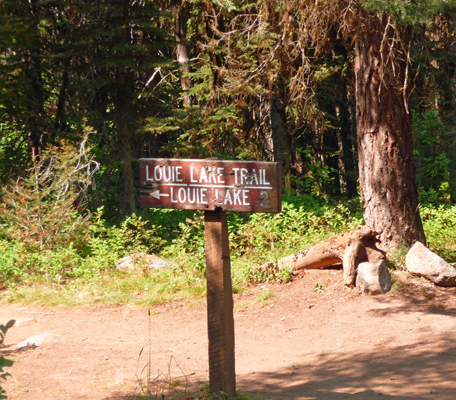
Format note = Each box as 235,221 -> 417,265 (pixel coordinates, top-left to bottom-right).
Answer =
140,158 -> 281,213
140,158 -> 282,397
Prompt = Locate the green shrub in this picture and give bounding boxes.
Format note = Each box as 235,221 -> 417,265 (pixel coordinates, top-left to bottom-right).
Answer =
229,196 -> 363,265
0,138 -> 97,254
413,108 -> 456,203
421,204 -> 456,264
160,195 -> 363,281
0,320 -> 15,400
0,209 -> 165,284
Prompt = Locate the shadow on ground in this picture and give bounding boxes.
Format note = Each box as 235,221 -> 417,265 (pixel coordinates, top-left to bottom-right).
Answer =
234,337 -> 455,400
105,335 -> 456,399
103,291 -> 456,400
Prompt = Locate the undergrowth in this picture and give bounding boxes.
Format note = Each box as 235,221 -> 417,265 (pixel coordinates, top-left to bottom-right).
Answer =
1,150 -> 455,307
0,193 -> 365,306
0,320 -> 15,400
421,204 -> 456,265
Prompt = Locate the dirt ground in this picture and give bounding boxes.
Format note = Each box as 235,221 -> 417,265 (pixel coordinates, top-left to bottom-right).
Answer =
2,268 -> 456,400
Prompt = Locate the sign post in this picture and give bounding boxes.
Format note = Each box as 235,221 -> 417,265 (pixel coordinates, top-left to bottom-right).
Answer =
204,208 -> 235,395
140,158 -> 281,397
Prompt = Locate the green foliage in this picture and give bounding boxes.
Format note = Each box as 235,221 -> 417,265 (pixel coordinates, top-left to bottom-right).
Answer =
413,109 -> 456,204
0,141 -> 164,284
230,196 -> 363,265
313,283 -> 324,293
0,137 -> 97,252
421,204 -> 456,265
291,148 -> 339,197
0,137 -> 99,283
1,198 -> 456,307
245,261 -> 292,284
160,195 -> 363,287
160,212 -> 206,273
0,320 -> 15,400
0,209 -> 165,286
1,191 -> 364,293
87,211 -> 164,272
386,247 -> 409,270
362,0 -> 456,25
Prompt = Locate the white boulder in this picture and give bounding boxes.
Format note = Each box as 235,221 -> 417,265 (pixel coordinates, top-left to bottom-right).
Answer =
356,260 -> 392,295
405,241 -> 456,287
115,253 -> 177,270
16,333 -> 66,349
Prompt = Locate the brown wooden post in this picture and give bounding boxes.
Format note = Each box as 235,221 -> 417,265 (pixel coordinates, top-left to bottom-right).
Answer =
204,208 -> 236,397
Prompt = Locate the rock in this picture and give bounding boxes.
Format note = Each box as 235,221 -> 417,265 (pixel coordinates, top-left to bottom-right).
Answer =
14,318 -> 37,328
115,253 -> 177,270
405,241 -> 456,287
356,260 -> 392,295
16,333 -> 66,349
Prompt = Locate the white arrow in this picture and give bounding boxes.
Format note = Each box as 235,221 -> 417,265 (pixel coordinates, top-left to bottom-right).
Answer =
151,189 -> 169,199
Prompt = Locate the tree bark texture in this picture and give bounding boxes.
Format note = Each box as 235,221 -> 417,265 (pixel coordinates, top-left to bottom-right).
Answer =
270,79 -> 292,181
115,68 -> 136,215
26,0 -> 48,157
354,10 -> 426,250
172,0 -> 195,106
335,74 -> 358,199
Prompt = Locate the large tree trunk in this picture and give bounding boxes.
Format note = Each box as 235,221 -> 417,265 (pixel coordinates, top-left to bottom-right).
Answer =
115,68 -> 136,215
354,10 -> 426,250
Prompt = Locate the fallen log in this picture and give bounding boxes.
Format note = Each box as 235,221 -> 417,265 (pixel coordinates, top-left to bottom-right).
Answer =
261,225 -> 384,274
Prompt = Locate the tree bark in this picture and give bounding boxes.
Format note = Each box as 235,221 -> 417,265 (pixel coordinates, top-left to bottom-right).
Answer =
172,0 -> 195,106
115,68 -> 136,215
270,79 -> 292,189
354,10 -> 426,250
25,0 -> 47,157
335,73 -> 358,199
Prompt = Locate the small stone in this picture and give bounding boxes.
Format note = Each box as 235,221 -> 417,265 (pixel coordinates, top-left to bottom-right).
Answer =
16,333 -> 66,349
15,318 -> 37,328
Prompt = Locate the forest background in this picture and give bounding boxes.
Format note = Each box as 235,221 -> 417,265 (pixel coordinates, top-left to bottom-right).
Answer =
1,0 -> 456,303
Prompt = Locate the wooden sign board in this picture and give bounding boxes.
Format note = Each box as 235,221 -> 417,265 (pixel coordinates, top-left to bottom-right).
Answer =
140,158 -> 281,213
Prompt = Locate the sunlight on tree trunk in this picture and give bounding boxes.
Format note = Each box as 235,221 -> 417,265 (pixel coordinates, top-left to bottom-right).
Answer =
355,9 -> 426,250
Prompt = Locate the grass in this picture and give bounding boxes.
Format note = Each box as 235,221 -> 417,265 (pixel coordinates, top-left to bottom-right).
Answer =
256,289 -> 275,307
390,271 -> 410,293
1,269 -> 207,307
1,198 -> 455,308
234,300 -> 251,311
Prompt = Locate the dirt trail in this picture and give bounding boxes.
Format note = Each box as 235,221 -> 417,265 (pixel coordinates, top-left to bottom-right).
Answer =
2,269 -> 456,400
